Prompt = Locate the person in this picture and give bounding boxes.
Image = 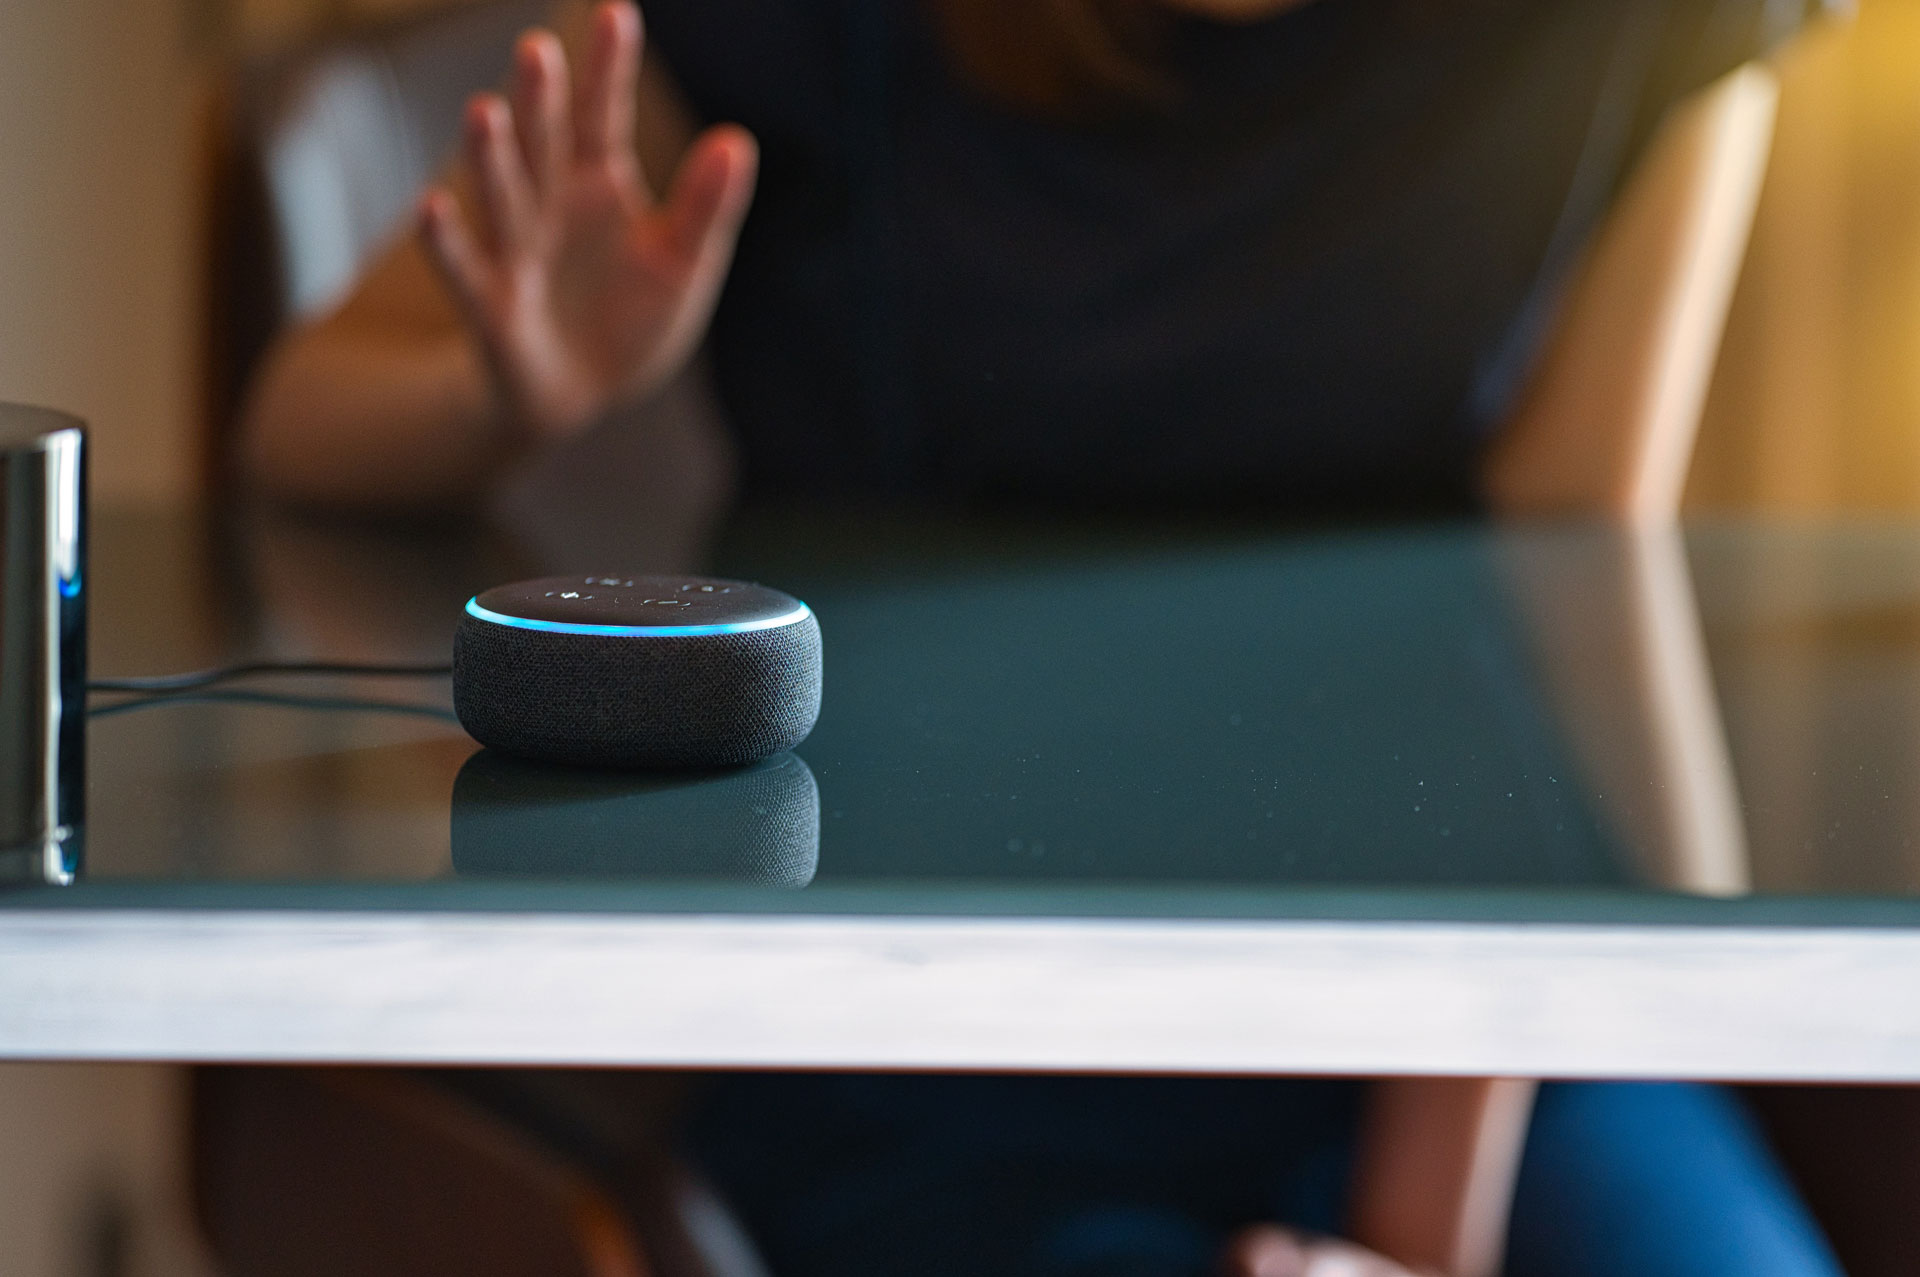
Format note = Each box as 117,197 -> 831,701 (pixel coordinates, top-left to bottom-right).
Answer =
240,2 -> 1849,1273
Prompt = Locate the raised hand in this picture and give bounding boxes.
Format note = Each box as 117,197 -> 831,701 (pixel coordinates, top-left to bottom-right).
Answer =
419,1 -> 757,445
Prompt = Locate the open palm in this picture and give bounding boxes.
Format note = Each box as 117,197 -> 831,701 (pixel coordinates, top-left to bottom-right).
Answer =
420,1 -> 757,444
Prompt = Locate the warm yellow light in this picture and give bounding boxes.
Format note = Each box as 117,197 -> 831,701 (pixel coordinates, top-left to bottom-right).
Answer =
1693,0 -> 1920,514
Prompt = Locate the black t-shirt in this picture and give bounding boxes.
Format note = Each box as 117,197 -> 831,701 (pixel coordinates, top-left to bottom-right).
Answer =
641,0 -> 1823,509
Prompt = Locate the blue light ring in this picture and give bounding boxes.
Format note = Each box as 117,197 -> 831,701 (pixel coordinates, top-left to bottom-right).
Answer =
464,596 -> 813,638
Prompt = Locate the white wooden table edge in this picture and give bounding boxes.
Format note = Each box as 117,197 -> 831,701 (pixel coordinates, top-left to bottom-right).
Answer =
0,909 -> 1914,1079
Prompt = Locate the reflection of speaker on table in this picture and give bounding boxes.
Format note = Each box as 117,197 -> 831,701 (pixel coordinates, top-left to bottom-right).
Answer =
450,750 -> 819,887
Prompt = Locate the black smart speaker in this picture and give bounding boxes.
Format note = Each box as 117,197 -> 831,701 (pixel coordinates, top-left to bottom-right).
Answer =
453,574 -> 822,768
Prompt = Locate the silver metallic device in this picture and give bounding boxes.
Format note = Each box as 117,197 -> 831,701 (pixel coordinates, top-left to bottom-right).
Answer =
0,405 -> 84,884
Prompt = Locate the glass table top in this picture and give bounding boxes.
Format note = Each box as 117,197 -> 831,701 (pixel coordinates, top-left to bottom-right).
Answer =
21,507 -> 1920,923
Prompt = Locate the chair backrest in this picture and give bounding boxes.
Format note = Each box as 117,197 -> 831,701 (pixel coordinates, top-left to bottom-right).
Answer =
249,0 -> 547,319
1484,64 -> 1782,523
203,0 -> 546,470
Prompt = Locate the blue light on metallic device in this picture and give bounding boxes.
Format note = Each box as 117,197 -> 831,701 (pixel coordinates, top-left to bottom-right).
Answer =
465,597 -> 811,637
57,574 -> 80,599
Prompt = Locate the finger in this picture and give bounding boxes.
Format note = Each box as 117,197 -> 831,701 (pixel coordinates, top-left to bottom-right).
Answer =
1221,1225 -> 1310,1277
1220,1226 -> 1423,1277
510,29 -> 571,201
576,0 -> 641,169
464,93 -> 536,252
417,188 -> 493,326
663,124 -> 759,267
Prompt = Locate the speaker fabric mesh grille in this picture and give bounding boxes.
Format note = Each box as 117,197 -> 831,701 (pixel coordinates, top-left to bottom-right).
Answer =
453,613 -> 822,768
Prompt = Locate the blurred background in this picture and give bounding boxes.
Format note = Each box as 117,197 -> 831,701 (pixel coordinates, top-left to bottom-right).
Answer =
3,1 -> 1920,1272
2,0 -> 1919,510
1690,1 -> 1920,513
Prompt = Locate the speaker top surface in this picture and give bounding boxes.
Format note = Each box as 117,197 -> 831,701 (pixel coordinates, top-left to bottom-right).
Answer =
467,575 -> 809,635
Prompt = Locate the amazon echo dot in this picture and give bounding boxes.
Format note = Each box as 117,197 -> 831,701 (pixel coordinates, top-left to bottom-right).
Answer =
453,574 -> 821,768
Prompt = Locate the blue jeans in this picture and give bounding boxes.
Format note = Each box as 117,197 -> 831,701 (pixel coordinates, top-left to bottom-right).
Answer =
686,1076 -> 1842,1277
1506,1082 -> 1841,1276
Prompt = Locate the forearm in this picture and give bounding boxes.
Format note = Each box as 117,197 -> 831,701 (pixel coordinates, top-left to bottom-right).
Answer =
239,3 -> 749,516
238,322 -> 515,513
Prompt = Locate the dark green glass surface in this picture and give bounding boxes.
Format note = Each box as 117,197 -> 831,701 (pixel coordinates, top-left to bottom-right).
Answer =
20,509 -> 1920,924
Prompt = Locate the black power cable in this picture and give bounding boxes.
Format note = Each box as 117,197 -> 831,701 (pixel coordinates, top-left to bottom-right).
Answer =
86,660 -> 457,721
87,660 -> 452,695
88,687 -> 459,722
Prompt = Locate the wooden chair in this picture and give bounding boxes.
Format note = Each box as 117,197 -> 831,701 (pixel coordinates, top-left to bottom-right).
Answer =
194,10 -> 1781,1275
192,1067 -> 774,1277
193,1067 -> 649,1277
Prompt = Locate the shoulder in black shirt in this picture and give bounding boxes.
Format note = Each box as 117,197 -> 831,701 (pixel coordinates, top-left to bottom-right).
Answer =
637,0 -> 1826,510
